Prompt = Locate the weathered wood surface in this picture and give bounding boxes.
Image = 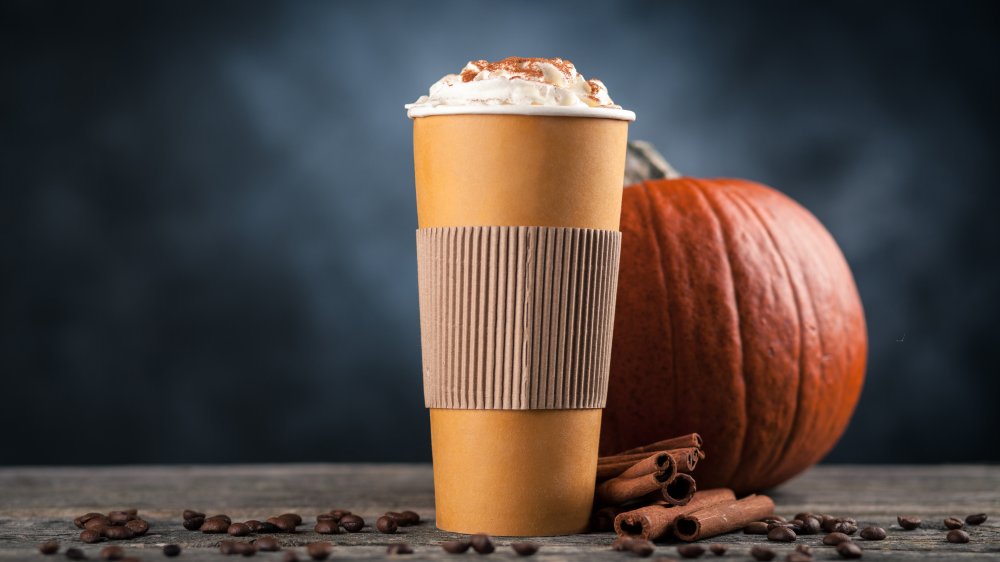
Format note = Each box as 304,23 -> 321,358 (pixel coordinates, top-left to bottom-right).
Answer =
0,464 -> 997,561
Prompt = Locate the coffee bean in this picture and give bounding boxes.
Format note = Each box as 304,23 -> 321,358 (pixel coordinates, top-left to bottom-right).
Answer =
182,516 -> 204,531
795,544 -> 811,555
511,542 -> 539,556
768,526 -> 797,542
329,510 -> 351,520
767,521 -> 788,531
99,545 -> 124,560
80,530 -> 103,544
947,529 -> 970,543
786,553 -> 811,562
103,526 -> 134,540
709,544 -> 726,555
794,512 -> 813,521
762,516 -> 787,523
676,544 -> 705,558
85,517 -> 111,531
834,521 -> 857,535
376,516 -> 398,534
244,520 -> 263,532
65,547 -> 86,560
859,526 -> 886,540
387,543 -> 414,555
211,515 -> 233,526
799,516 -> 821,535
254,537 -> 281,552
220,540 -> 237,555
182,509 -> 205,521
305,541 -> 332,560
744,522 -> 769,535
821,518 -> 839,533
384,512 -> 405,524
836,541 -> 862,559
627,539 -> 654,557
266,516 -> 297,533
823,532 -> 852,546
966,513 -> 988,525
314,521 -> 338,534
279,514 -> 303,526
40,541 -> 60,555
750,545 -> 776,561
108,512 -> 134,526
124,519 -> 148,536
470,534 -> 495,554
315,514 -> 336,523
76,513 -> 104,529
339,514 -> 364,533
201,517 -> 230,533
611,537 -> 634,551
256,522 -> 281,534
163,544 -> 181,557
897,515 -> 921,530
944,517 -> 964,530
233,542 -> 257,557
229,523 -> 251,536
282,552 -> 299,562
400,511 -> 420,526
441,540 -> 471,554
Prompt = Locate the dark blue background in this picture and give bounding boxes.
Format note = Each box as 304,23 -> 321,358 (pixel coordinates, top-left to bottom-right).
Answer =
3,0 -> 998,465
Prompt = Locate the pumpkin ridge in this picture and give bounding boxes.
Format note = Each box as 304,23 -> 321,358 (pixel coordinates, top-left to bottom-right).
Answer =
689,180 -> 755,488
638,180 -> 680,442
729,185 -> 810,484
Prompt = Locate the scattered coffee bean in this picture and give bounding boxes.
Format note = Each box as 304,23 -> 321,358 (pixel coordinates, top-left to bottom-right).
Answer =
163,544 -> 181,557
821,518 -> 839,533
836,541 -> 862,559
966,513 -> 988,525
376,516 -> 398,534
256,522 -> 281,534
99,545 -> 124,560
823,532 -> 852,546
835,521 -> 858,535
339,514 -> 364,533
244,520 -> 263,532
627,539 -> 654,557
182,509 -> 204,521
108,512 -> 134,526
329,510 -> 351,520
400,510 -> 420,526
80,530 -> 103,544
750,545 -> 776,561
254,537 -> 280,552
220,540 -> 238,555
794,512 -> 813,521
676,544 -> 705,558
305,541 -> 332,560
85,517 -> 111,531
709,544 -> 726,555
859,526 -> 886,540
511,542 -> 539,556
795,544 -> 811,555
266,516 -> 297,533
201,517 -> 230,533
314,520 -> 338,534
103,526 -> 134,540
744,522 -> 769,535
280,514 -> 303,526
182,516 -> 204,531
233,542 -> 257,557
229,523 -> 251,537
471,534 -> 495,554
387,543 -> 414,555
282,552 -> 299,562
767,521 -> 788,531
762,516 -> 786,524
315,514 -> 336,523
947,529 -> 970,543
40,541 -> 61,555
844,517 -> 857,525
944,517 -> 964,530
799,516 -> 821,535
768,526 -> 797,542
441,540 -> 471,554
897,516 -> 921,530
211,515 -> 233,526
65,547 -> 86,560
786,552 -> 811,562
124,519 -> 148,536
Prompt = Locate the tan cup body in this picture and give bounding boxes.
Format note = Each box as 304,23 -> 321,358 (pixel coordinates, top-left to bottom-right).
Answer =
413,113 -> 628,536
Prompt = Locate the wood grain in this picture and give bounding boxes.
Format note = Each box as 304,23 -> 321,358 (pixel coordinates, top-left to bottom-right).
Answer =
0,464 -> 997,560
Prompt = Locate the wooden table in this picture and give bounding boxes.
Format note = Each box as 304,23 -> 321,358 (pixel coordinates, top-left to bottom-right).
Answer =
1,465 -> 997,561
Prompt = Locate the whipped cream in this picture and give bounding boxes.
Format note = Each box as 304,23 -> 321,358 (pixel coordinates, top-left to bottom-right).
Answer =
406,57 -> 634,120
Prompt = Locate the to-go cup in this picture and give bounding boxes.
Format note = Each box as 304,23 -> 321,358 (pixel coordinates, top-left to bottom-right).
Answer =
411,106 -> 633,536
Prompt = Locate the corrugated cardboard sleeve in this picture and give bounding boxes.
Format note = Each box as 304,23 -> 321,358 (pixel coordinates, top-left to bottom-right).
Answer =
416,226 -> 622,410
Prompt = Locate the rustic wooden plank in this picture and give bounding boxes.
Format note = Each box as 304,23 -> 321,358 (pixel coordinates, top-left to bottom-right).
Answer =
0,464 -> 997,561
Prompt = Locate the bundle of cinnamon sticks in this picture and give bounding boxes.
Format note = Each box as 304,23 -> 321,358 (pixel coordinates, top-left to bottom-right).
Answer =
592,433 -> 775,542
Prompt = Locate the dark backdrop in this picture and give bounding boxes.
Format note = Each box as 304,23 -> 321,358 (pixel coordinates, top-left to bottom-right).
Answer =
3,0 -> 998,465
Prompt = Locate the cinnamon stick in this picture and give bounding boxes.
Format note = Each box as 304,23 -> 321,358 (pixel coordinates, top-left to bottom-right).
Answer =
599,447 -> 702,472
596,470 -> 673,506
661,472 -> 696,506
597,451 -> 677,483
614,488 -> 736,540
673,494 -> 775,541
614,433 -> 702,456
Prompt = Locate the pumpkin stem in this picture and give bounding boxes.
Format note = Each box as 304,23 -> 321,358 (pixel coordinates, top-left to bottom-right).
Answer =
624,140 -> 682,185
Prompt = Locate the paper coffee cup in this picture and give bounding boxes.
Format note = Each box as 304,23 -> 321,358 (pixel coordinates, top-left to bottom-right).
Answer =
412,108 -> 631,536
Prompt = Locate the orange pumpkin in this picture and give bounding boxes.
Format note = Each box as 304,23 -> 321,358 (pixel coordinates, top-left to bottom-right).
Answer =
600,175 -> 867,494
